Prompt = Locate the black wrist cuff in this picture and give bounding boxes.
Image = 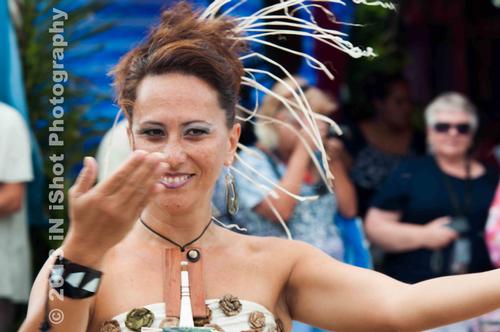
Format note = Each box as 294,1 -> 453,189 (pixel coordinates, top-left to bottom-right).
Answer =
49,255 -> 103,299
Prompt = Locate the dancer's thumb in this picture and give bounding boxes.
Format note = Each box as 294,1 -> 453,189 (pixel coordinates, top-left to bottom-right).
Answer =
70,156 -> 98,197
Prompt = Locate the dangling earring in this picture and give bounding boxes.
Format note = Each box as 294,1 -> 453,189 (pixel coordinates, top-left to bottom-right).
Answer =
225,168 -> 239,216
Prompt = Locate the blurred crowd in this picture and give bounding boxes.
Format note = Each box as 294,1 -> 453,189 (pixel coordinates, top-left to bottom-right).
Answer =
210,73 -> 500,286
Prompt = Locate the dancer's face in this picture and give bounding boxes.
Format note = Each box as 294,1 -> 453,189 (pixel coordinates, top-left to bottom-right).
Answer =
129,73 -> 240,213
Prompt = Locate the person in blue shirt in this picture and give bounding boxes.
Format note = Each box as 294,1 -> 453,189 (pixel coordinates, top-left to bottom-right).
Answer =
213,77 -> 357,261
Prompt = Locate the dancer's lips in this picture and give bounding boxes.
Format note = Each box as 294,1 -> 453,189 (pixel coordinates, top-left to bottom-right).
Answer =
159,173 -> 195,189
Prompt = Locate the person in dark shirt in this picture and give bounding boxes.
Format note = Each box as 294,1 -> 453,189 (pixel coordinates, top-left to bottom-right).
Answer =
341,73 -> 426,217
366,92 -> 499,284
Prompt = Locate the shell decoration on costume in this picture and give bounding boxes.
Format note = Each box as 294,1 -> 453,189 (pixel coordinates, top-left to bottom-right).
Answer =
248,311 -> 266,330
125,307 -> 155,331
194,305 -> 213,326
99,319 -> 121,332
219,294 -> 243,316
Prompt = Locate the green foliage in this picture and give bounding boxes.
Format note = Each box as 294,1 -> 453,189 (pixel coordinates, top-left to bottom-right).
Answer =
344,4 -> 407,119
17,0 -> 113,240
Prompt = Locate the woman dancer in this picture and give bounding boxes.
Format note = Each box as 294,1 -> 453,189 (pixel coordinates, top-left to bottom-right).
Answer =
21,2 -> 500,331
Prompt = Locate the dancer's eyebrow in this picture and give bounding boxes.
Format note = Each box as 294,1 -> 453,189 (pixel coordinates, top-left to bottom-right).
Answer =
181,120 -> 213,127
140,121 -> 165,127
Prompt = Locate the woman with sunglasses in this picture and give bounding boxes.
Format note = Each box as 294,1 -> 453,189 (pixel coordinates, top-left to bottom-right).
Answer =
366,92 -> 498,285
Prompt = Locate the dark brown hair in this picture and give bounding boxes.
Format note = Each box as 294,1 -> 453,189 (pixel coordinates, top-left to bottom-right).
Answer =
111,1 -> 246,127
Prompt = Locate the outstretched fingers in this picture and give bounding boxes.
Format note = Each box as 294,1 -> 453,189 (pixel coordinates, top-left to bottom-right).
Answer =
69,157 -> 98,198
97,150 -> 167,212
121,152 -> 167,208
97,150 -> 149,195
127,158 -> 167,213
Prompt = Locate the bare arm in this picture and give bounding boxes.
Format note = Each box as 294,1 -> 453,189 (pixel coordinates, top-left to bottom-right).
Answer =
19,248 -> 98,332
20,151 -> 166,331
365,207 -> 458,252
286,241 -> 500,332
0,182 -> 24,217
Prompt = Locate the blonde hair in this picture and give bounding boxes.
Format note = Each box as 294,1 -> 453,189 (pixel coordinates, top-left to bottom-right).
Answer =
424,92 -> 479,131
255,76 -> 337,150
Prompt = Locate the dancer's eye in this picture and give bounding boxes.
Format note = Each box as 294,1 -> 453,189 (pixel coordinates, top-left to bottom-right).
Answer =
184,126 -> 212,138
184,127 -> 210,137
140,128 -> 165,137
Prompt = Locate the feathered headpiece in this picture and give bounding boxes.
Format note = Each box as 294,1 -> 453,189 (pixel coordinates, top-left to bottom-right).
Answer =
204,0 -> 394,235
106,0 -> 395,237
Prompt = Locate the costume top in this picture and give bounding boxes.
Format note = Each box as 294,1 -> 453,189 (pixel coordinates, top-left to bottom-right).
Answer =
100,297 -> 283,332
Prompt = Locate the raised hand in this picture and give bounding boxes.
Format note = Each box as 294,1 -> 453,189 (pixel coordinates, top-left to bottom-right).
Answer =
294,120 -> 328,155
325,137 -> 345,162
63,150 -> 167,266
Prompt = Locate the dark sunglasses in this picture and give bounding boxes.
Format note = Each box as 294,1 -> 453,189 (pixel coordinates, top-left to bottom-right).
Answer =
433,122 -> 472,135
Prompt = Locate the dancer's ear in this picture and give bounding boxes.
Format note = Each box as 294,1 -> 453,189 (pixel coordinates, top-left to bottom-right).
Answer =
225,123 -> 241,166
